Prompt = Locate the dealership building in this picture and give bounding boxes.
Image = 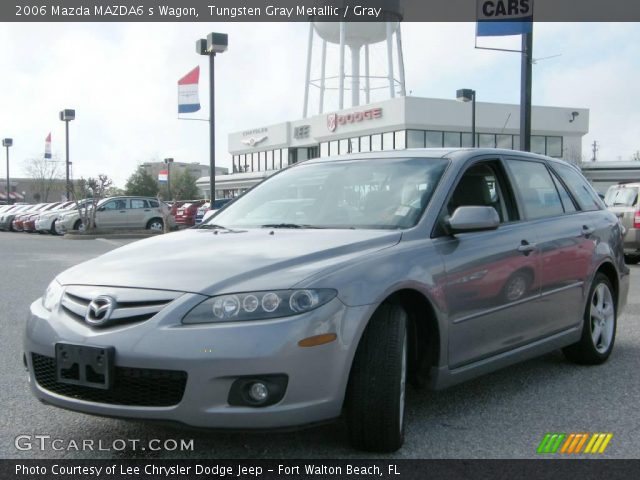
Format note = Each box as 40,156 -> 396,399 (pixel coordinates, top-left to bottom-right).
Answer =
197,95 -> 589,198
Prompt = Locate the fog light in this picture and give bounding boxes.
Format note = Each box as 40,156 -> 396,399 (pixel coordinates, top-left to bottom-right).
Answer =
248,382 -> 269,403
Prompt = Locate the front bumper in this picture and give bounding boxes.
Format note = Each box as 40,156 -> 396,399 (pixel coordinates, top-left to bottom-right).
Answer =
24,293 -> 370,429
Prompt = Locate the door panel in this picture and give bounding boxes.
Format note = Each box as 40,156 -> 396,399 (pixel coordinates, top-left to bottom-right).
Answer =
437,224 -> 542,368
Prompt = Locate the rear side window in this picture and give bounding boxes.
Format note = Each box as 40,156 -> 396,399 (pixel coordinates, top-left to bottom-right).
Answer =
552,163 -> 602,211
551,172 -> 577,213
506,159 -> 564,220
148,199 -> 159,208
130,199 -> 148,209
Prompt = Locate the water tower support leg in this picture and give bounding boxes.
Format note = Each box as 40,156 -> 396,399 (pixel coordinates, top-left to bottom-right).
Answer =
351,45 -> 361,107
303,22 -> 314,118
386,22 -> 396,98
339,22 -> 346,110
365,44 -> 371,104
396,25 -> 407,96
319,40 -> 327,114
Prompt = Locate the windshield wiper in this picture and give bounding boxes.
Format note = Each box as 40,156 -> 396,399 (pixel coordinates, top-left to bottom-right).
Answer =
196,223 -> 231,230
261,223 -> 322,229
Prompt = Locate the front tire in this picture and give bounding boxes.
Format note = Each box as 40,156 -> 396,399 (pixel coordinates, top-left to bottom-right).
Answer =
346,303 -> 408,452
563,273 -> 617,365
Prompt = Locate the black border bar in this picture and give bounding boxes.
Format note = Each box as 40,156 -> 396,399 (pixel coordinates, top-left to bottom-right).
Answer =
3,459 -> 640,480
2,0 -> 640,22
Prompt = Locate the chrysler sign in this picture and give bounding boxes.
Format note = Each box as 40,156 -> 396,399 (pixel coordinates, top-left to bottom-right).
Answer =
327,108 -> 383,132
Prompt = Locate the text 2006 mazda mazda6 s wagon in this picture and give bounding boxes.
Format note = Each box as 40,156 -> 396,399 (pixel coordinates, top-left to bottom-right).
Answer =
25,149 -> 629,452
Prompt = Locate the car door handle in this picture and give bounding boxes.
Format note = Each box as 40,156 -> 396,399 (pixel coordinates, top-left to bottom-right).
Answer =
144,209 -> 151,212
582,225 -> 595,236
517,241 -> 537,255
119,210 -> 126,213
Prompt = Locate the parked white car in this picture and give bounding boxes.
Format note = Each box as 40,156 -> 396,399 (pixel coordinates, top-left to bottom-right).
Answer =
35,201 -> 86,235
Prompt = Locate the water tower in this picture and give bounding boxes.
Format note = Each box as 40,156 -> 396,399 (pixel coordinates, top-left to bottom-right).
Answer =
302,0 -> 405,117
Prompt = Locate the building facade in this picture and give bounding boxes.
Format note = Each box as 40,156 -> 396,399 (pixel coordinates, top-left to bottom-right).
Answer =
196,96 -> 589,198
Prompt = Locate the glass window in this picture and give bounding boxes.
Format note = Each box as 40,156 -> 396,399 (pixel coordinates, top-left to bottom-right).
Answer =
360,135 -> 371,153
320,142 -> 329,158
531,136 -> 546,155
329,140 -> 338,156
382,132 -> 394,151
130,199 -> 147,209
339,138 -> 349,155
514,135 -> 521,149
546,136 -> 563,157
267,150 -> 274,170
149,200 -> 159,208
550,171 -> 577,213
506,160 -> 564,219
552,162 -> 602,211
371,134 -> 382,152
604,185 -> 639,208
425,131 -> 443,148
479,134 -> 496,148
260,151 -> 267,170
297,148 -> 309,162
496,134 -> 513,149
281,148 -> 289,167
407,130 -> 425,148
446,163 -> 509,223
394,130 -> 406,150
461,133 -> 474,148
349,137 -> 359,154
101,199 -> 127,210
211,157 -> 449,230
444,132 -> 461,148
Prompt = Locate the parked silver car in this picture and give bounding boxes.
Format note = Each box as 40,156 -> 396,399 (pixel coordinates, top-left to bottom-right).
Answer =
25,149 -> 629,452
604,182 -> 640,263
55,196 -> 173,233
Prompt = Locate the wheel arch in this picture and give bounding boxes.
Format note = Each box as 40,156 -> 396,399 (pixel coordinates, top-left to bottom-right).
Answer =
595,261 -> 619,308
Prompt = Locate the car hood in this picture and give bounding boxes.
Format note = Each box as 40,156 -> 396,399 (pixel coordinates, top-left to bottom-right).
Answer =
56,228 -> 402,294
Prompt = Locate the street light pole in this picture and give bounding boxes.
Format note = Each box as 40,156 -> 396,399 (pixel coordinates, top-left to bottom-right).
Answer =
59,109 -> 75,200
209,52 -> 216,202
2,138 -> 12,205
197,32 -> 228,202
456,89 -> 476,147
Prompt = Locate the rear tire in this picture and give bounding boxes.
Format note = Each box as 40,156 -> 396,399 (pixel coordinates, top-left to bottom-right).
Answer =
346,303 -> 408,453
73,219 -> 83,231
563,273 -> 616,365
50,220 -> 58,235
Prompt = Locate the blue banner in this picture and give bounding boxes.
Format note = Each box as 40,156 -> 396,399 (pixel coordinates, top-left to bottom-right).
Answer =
477,18 -> 533,37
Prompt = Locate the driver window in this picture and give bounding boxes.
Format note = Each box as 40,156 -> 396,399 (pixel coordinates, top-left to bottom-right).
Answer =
446,163 -> 509,222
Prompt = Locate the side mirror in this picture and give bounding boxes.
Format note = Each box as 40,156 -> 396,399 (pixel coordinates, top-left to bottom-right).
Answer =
445,206 -> 500,234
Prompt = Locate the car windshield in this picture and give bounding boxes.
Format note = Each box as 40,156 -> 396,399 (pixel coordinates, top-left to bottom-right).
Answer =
209,157 -> 448,230
605,186 -> 638,207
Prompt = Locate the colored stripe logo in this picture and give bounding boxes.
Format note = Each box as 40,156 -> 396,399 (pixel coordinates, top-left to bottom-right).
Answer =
537,433 -> 613,454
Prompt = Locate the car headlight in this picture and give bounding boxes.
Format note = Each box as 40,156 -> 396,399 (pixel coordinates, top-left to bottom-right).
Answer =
182,289 -> 337,324
42,280 -> 64,312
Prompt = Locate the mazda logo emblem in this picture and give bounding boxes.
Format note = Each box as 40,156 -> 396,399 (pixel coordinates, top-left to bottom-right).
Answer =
85,295 -> 116,326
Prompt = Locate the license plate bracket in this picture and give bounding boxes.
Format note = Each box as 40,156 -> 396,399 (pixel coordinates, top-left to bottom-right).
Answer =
55,343 -> 114,390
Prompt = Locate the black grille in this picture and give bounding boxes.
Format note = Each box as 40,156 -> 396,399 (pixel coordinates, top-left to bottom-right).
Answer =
31,353 -> 187,407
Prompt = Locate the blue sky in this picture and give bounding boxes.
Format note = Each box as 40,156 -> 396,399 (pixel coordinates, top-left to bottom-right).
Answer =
0,22 -> 638,187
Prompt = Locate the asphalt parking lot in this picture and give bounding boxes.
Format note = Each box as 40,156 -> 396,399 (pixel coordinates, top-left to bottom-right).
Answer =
1,232 -> 639,459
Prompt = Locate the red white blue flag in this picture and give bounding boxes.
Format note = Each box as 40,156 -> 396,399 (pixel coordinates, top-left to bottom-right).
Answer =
158,170 -> 169,183
44,133 -> 52,159
178,66 -> 201,114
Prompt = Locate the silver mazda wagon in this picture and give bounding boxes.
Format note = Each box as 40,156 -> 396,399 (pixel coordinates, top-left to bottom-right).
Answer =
24,149 -> 629,452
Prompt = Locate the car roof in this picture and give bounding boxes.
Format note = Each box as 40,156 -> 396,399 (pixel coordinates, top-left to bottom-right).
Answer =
304,148 -> 568,167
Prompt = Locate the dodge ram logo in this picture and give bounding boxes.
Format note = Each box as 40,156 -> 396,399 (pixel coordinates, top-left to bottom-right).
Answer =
85,296 -> 116,326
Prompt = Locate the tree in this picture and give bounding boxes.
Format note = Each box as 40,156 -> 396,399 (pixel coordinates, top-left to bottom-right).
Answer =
172,170 -> 200,200
23,156 -> 64,202
71,174 -> 113,231
124,166 -> 159,197
105,185 -> 125,197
